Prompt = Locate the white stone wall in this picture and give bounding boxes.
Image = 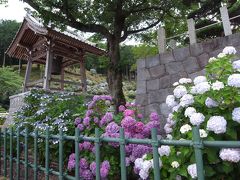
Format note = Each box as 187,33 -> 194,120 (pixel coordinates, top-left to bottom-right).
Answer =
136,33 -> 240,122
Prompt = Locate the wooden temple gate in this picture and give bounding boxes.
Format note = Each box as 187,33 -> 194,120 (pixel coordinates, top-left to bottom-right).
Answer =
6,14 -> 105,92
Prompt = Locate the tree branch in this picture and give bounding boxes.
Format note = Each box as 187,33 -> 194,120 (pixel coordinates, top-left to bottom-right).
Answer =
120,19 -> 161,42
23,0 -> 111,38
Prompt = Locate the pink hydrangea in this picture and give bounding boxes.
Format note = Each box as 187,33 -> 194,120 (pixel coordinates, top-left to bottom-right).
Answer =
124,109 -> 135,117
137,114 -> 143,119
134,122 -> 144,133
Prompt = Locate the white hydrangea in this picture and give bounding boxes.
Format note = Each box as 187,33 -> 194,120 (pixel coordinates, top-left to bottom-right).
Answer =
179,78 -> 192,84
173,85 -> 187,98
171,161 -> 180,168
217,52 -> 226,58
173,82 -> 179,86
195,82 -> 210,94
142,160 -> 152,172
164,123 -> 173,134
158,145 -> 171,156
172,104 -> 181,113
209,57 -> 217,63
180,94 -> 194,107
219,148 -> 240,163
166,134 -> 173,140
190,86 -> 197,94
184,107 -> 196,118
199,129 -> 208,138
232,107 -> 240,123
134,158 -> 144,169
227,74 -> 240,87
205,97 -> 218,108
207,116 -> 227,134
193,76 -> 207,85
187,164 -> 197,179
232,60 -> 240,70
166,95 -> 178,108
139,169 -> 149,180
222,46 -> 237,55
212,81 -> 224,91
190,113 -> 205,126
180,124 -> 192,134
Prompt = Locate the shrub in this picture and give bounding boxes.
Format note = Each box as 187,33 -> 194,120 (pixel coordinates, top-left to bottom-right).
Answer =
134,46 -> 240,179
67,96 -> 161,179
13,89 -> 86,164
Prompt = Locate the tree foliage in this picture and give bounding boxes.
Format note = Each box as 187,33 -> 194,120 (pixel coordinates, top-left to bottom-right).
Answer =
0,20 -> 20,66
22,0 -> 176,109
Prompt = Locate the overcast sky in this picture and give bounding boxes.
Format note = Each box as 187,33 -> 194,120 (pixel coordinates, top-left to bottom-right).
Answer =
0,0 -> 30,22
0,0 -> 138,45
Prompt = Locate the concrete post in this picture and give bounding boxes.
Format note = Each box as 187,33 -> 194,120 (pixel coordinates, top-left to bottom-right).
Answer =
43,40 -> 53,90
220,6 -> 232,36
187,18 -> 197,44
23,52 -> 32,92
157,27 -> 166,54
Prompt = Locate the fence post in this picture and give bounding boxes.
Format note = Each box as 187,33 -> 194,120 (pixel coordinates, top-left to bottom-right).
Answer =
24,127 -> 29,180
192,126 -> 204,180
95,128 -> 101,180
187,18 -> 197,44
16,128 -> 20,179
151,128 -> 160,180
220,6 -> 232,36
157,27 -> 166,54
59,129 -> 64,180
45,128 -> 50,180
119,128 -> 127,180
75,128 -> 80,180
34,129 -> 38,180
9,127 -> 13,180
3,128 -> 6,177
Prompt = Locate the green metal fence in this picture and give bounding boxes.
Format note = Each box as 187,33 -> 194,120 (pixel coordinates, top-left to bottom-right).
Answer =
1,126 -> 240,180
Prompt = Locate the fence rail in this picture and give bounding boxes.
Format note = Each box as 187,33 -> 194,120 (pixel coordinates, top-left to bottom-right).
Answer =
0,126 -> 240,180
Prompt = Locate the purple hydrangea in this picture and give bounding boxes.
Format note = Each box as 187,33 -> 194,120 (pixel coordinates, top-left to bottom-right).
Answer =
83,117 -> 91,126
105,122 -> 120,134
74,117 -> 81,125
137,114 -> 143,119
82,141 -> 92,150
100,112 -> 113,126
100,160 -> 110,178
90,162 -> 96,175
118,105 -> 126,112
132,145 -> 152,159
150,112 -> 160,121
94,117 -> 99,124
86,110 -> 93,117
121,116 -> 136,132
80,169 -> 93,180
80,158 -> 89,169
67,159 -> 75,170
77,124 -> 84,131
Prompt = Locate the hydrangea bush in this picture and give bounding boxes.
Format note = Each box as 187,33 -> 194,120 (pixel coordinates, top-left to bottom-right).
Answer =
67,96 -> 161,179
13,89 -> 86,164
134,46 -> 240,179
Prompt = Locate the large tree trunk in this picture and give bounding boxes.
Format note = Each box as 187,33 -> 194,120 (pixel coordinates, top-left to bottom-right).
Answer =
107,38 -> 126,111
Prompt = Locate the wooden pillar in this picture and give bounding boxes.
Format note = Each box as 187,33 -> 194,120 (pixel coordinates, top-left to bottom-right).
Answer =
60,67 -> 64,91
43,40 -> 53,90
220,6 -> 232,36
157,27 -> 166,54
187,18 -> 197,44
23,52 -> 32,92
80,56 -> 87,92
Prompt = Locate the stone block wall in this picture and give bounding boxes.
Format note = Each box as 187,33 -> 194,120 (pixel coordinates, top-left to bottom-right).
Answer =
4,92 -> 30,125
136,33 -> 240,122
